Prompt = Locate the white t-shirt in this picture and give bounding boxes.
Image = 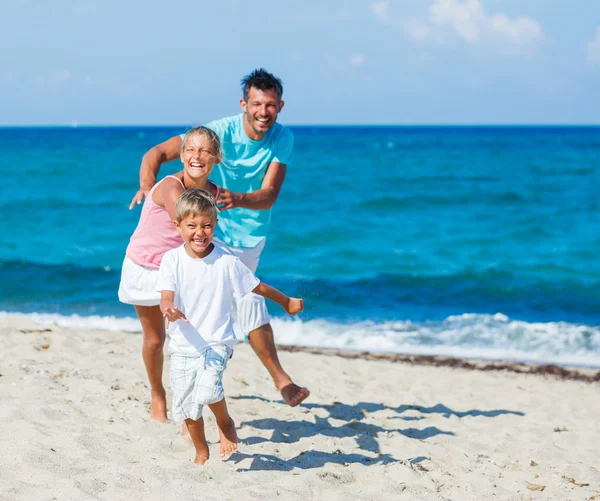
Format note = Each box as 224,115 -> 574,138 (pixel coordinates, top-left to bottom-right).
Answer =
157,244 -> 260,355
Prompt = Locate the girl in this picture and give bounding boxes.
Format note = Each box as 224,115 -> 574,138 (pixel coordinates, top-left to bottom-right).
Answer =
119,126 -> 221,422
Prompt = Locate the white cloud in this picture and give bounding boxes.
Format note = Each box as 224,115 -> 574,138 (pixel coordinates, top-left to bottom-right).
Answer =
429,0 -> 484,43
405,19 -> 433,42
488,14 -> 542,46
370,1 -> 389,23
349,54 -> 366,67
373,0 -> 543,52
587,26 -> 600,66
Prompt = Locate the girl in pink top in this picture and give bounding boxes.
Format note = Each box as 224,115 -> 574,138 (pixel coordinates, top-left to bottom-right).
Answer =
119,126 -> 221,422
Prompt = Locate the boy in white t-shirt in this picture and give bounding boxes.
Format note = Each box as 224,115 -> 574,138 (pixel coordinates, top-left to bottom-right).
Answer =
157,189 -> 304,465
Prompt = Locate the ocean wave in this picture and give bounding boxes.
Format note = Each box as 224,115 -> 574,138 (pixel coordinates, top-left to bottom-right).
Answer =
2,311 -> 598,368
1,260 -> 599,326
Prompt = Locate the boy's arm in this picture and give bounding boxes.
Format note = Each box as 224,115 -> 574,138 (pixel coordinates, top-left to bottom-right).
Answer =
160,290 -> 189,323
129,135 -> 183,209
252,281 -> 304,316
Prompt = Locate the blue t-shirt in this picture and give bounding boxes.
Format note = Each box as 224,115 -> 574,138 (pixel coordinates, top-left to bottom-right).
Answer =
182,114 -> 294,248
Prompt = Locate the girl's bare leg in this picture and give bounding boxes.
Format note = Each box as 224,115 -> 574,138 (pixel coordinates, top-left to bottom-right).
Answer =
185,418 -> 210,464
207,398 -> 238,458
134,305 -> 167,422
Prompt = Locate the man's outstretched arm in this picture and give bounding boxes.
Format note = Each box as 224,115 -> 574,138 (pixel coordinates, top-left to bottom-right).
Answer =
129,135 -> 183,209
217,161 -> 286,211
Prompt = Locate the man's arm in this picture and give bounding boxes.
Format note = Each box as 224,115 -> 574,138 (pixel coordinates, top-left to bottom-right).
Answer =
129,135 -> 183,209
217,161 -> 286,211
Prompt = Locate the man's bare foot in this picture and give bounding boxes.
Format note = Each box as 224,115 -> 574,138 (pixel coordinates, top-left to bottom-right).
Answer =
150,390 -> 168,423
217,418 -> 238,459
279,383 -> 310,407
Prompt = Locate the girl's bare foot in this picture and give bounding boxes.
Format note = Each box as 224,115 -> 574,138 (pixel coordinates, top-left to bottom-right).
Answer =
150,390 -> 168,423
217,417 -> 238,458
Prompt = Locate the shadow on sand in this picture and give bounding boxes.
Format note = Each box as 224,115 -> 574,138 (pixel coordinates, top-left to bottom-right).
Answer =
229,396 -> 524,472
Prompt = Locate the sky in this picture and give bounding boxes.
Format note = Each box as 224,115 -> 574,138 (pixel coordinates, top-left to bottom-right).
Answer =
1,0 -> 600,125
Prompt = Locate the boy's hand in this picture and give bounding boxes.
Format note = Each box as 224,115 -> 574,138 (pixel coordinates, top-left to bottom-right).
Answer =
286,298 -> 304,316
163,305 -> 189,324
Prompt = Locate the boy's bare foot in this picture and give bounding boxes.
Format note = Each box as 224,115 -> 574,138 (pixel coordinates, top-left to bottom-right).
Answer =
217,418 -> 238,459
279,383 -> 310,407
150,390 -> 168,423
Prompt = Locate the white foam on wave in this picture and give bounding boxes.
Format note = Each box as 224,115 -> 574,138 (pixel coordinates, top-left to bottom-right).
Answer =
269,313 -> 600,368
2,310 -> 599,368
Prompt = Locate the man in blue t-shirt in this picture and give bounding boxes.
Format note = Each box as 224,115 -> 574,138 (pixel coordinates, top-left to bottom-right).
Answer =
130,69 -> 309,409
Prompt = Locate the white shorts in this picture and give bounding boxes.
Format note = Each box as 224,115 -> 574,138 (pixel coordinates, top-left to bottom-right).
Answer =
170,345 -> 233,421
118,256 -> 161,307
214,238 -> 270,339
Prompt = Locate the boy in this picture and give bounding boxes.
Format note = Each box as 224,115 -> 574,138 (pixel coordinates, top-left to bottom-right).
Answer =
158,189 -> 304,464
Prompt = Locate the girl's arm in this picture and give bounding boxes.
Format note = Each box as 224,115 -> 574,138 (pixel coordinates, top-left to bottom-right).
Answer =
252,282 -> 304,316
129,136 -> 183,209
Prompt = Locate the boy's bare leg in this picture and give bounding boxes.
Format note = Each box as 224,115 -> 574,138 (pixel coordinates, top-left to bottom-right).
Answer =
184,418 -> 210,464
207,398 -> 238,458
247,323 -> 310,407
134,305 -> 168,423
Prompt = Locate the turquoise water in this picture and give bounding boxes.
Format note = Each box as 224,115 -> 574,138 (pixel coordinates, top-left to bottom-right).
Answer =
1,126 -> 599,366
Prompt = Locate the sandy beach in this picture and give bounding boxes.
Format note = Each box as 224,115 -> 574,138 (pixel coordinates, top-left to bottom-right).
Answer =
1,316 -> 599,501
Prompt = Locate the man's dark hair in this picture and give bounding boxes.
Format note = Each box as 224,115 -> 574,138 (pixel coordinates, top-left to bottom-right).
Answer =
241,68 -> 283,101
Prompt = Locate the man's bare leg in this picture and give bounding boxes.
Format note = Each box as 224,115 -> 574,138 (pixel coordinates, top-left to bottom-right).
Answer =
247,323 -> 310,407
185,418 -> 210,464
134,305 -> 168,423
207,398 -> 238,458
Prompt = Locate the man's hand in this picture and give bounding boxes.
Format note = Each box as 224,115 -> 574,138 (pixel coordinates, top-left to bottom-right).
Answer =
129,187 -> 152,210
162,305 -> 189,325
286,298 -> 304,316
217,188 -> 243,211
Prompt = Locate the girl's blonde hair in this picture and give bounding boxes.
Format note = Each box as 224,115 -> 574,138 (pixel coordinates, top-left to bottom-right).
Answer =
180,126 -> 222,158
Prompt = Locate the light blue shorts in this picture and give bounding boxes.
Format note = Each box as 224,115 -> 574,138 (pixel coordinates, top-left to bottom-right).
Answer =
169,345 -> 233,421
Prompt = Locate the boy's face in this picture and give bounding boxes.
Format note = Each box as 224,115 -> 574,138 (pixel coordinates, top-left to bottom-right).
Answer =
175,212 -> 217,258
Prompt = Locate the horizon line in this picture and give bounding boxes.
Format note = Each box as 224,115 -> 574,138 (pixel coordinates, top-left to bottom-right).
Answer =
1,123 -> 599,128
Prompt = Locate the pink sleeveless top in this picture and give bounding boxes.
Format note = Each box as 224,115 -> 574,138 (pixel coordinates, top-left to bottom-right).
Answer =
126,176 -> 220,269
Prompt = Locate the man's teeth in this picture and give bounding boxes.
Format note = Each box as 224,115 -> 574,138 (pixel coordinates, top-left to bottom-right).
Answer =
257,117 -> 269,123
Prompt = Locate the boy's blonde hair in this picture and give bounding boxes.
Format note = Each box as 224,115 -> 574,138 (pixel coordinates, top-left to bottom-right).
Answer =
181,126 -> 222,158
175,189 -> 219,223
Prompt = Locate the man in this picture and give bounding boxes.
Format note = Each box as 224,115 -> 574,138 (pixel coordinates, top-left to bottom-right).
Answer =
129,68 -> 309,407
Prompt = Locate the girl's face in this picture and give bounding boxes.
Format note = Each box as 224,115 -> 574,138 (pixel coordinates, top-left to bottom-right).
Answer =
180,133 -> 220,180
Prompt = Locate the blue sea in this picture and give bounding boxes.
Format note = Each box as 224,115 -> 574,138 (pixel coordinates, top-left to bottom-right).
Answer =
1,126 -> 599,367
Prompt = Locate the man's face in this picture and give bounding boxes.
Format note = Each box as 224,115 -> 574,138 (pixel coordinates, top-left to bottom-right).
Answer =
240,87 -> 284,139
